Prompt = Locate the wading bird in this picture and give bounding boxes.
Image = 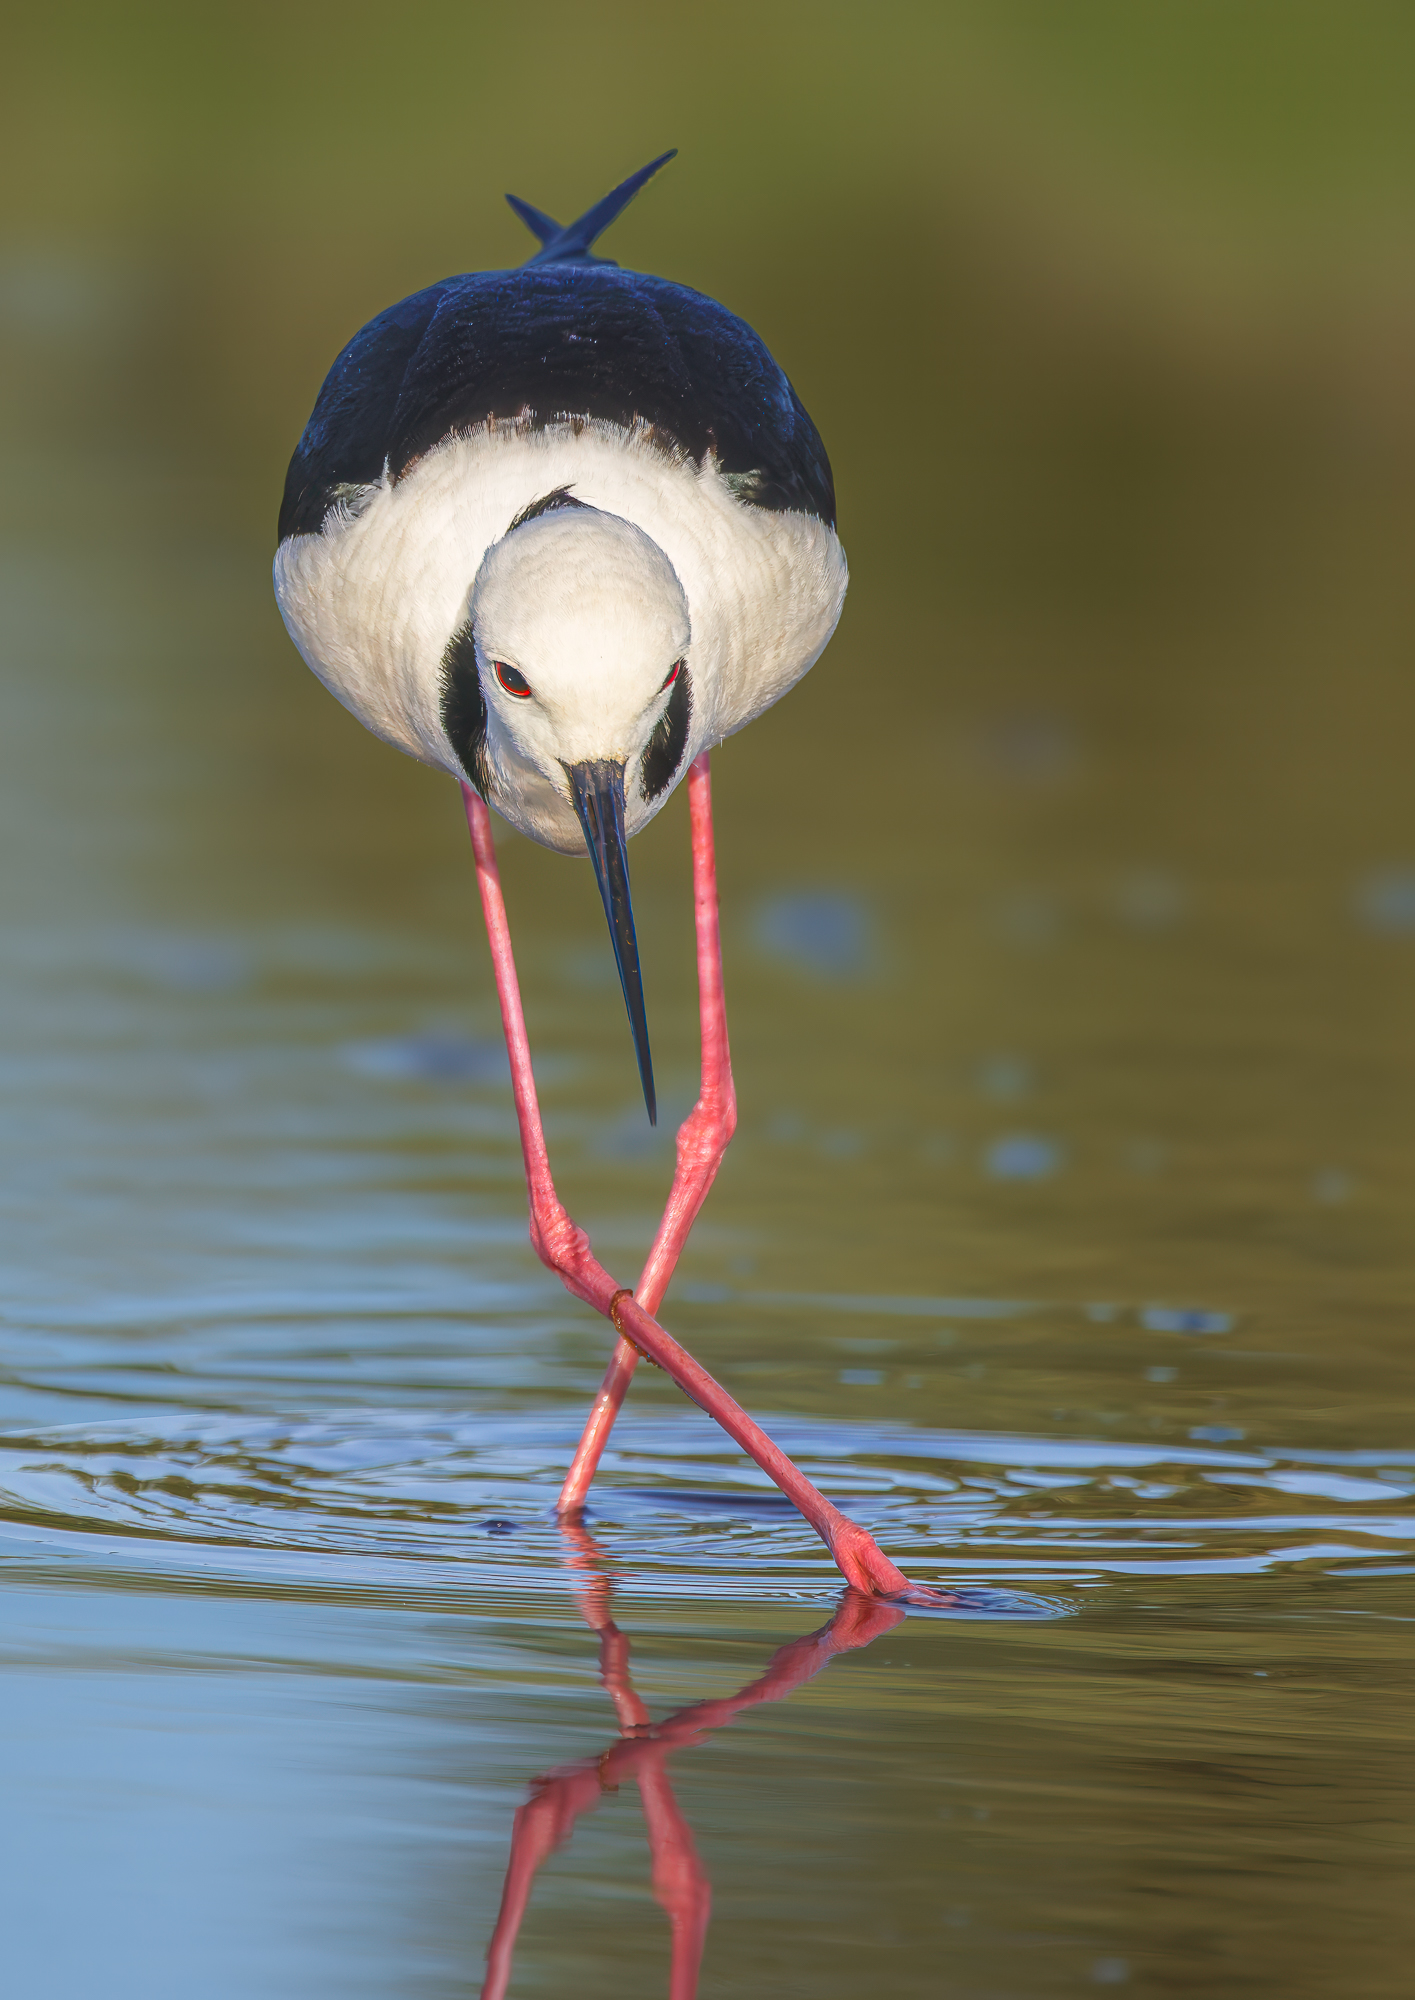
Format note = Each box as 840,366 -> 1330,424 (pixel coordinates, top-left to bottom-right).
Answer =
275,152 -> 945,1603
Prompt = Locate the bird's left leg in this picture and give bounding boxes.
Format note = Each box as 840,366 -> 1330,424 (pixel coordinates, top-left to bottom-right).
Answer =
557,751 -> 735,1516
462,782 -> 945,1603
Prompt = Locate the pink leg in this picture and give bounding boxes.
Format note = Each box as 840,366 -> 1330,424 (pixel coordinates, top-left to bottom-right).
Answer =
462,776 -> 946,1604
559,752 -> 736,1515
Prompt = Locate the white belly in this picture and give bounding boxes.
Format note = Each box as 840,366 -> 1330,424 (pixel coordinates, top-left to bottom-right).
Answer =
273,418 -> 848,852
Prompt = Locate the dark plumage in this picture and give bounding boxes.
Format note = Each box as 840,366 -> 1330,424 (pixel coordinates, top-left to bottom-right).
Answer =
438,619 -> 490,800
640,666 -> 693,803
278,154 -> 836,544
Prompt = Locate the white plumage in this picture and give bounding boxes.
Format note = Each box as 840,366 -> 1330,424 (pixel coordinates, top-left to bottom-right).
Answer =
274,416 -> 847,851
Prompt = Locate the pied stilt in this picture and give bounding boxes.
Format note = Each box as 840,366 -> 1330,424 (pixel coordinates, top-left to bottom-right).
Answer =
274,152 -> 946,1603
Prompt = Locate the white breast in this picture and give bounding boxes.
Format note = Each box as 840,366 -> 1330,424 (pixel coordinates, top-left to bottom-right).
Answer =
273,419 -> 848,845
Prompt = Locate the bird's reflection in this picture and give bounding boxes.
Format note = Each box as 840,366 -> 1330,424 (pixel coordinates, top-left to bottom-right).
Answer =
480,1524 -> 906,1999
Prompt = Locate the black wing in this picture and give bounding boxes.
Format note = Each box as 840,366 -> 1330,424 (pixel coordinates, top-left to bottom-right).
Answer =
278,264 -> 836,543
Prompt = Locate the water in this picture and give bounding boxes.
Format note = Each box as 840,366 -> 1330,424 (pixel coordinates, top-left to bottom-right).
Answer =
6,27 -> 1415,1993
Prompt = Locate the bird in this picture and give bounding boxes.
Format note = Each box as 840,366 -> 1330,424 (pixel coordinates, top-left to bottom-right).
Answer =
275,149 -> 844,1126
274,153 -> 946,1606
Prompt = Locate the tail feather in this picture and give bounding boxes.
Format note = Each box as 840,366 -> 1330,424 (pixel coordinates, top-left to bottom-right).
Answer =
505,151 -> 677,267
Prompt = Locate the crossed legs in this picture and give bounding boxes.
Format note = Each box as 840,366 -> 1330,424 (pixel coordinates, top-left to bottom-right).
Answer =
462,754 -> 942,1603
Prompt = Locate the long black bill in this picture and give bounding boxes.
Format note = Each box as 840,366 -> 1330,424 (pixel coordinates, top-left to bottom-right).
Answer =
563,758 -> 656,1124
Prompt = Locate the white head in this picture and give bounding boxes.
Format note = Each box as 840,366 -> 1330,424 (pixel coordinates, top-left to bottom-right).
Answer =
469,503 -> 690,829
460,501 -> 693,1122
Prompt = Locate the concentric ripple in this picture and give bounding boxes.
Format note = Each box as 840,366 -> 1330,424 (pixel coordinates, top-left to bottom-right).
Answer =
2,1403 -> 1410,1610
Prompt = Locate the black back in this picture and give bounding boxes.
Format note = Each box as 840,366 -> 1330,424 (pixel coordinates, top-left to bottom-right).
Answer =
278,263 -> 836,543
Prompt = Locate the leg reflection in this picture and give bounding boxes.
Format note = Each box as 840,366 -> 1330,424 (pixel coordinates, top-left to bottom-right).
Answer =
479,1525 -> 906,1998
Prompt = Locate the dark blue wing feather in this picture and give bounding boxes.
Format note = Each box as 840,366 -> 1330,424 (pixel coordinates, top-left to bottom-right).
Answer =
279,283 -> 445,535
278,166 -> 835,543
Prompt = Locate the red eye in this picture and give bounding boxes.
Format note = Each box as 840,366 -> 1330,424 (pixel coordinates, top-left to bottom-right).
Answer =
495,661 -> 532,698
660,661 -> 682,691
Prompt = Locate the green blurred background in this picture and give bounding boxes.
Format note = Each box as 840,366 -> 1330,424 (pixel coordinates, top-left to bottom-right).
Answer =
5,0 -> 1415,887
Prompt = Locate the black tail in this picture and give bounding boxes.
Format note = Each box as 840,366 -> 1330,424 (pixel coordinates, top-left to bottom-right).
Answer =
503,194 -> 560,245
505,151 -> 677,267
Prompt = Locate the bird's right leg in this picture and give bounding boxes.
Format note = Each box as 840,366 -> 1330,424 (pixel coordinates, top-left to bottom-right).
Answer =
557,752 -> 736,1517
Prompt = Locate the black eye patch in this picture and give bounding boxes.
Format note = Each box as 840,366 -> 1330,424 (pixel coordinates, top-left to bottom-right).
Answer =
439,619 -> 492,796
641,664 -> 692,802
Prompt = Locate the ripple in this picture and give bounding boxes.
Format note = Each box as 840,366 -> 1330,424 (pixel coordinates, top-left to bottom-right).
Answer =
1,1408 -> 1409,1611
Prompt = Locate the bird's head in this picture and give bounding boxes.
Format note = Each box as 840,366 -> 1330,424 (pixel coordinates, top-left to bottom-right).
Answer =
471,504 -> 690,796
466,503 -> 694,1123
